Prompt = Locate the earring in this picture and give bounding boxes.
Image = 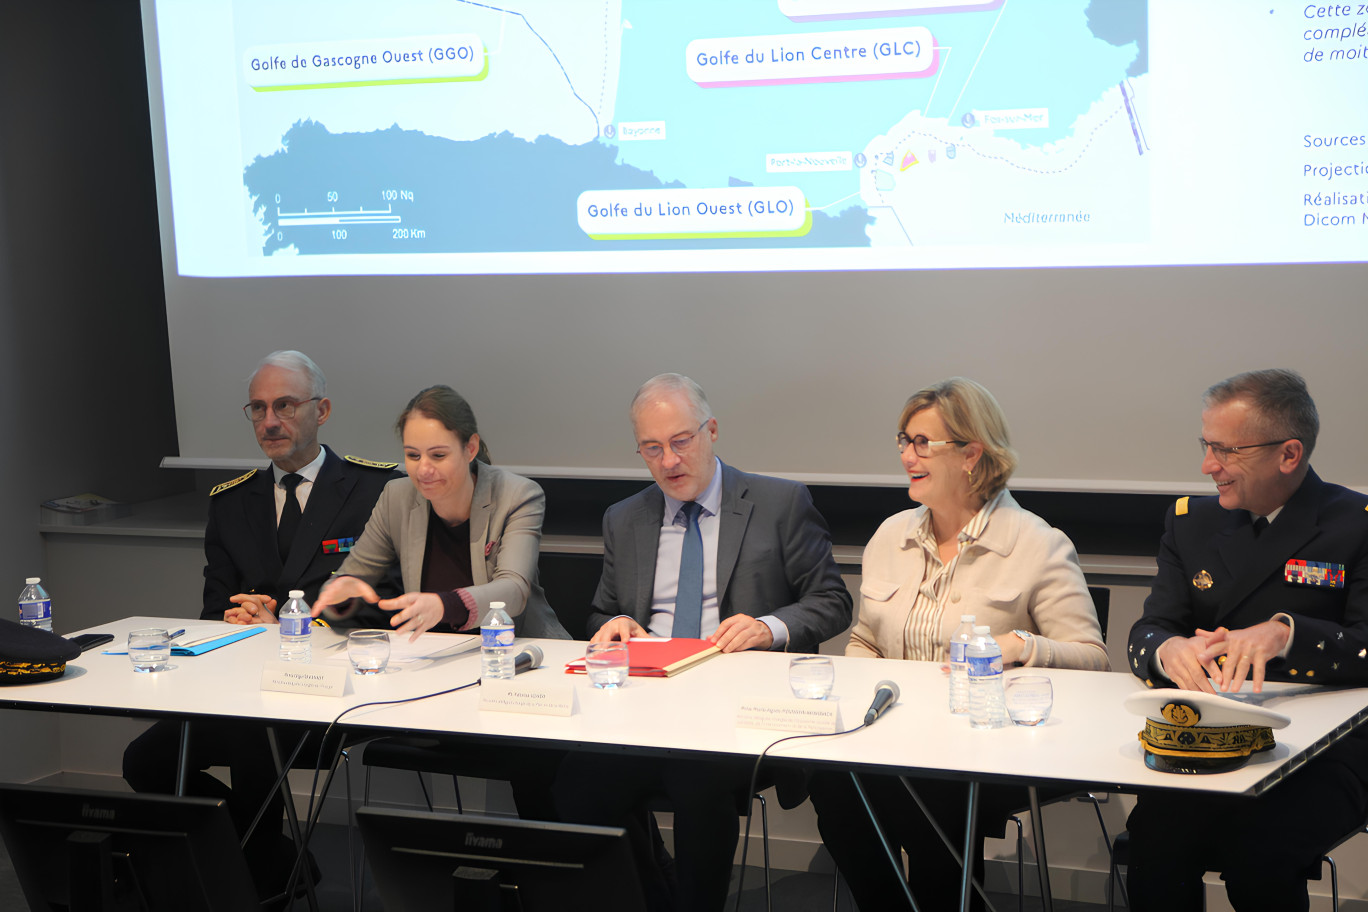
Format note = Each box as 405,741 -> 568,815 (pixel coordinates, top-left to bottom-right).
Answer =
965,466 -> 974,479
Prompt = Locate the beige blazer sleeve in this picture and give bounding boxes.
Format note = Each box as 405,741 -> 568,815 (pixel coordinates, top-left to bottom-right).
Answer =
463,465 -> 546,625
333,477 -> 406,588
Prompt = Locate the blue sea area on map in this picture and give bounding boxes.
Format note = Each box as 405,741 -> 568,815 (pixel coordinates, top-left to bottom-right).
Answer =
611,0 -> 1144,209
243,121 -> 872,255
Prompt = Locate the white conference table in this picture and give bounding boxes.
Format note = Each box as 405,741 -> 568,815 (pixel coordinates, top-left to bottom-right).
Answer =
7,617 -> 1368,911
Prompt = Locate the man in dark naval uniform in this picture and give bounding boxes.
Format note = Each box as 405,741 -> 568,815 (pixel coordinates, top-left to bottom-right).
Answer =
123,350 -> 399,905
202,349 -> 399,623
1125,369 -> 1368,912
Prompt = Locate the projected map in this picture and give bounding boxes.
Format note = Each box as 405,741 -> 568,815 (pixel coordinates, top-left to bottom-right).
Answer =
233,0 -> 1148,258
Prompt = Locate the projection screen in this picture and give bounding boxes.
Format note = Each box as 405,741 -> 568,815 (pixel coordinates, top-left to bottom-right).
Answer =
140,0 -> 1368,492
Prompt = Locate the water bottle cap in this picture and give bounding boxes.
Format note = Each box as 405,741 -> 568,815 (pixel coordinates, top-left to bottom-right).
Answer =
972,625 -> 991,635
491,601 -> 505,610
960,615 -> 975,622
25,578 -> 39,585
288,590 -> 304,599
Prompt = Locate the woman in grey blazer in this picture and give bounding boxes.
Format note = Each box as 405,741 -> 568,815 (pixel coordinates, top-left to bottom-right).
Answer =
315,385 -> 567,639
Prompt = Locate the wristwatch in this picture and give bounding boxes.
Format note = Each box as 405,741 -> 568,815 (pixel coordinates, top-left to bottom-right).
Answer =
1012,629 -> 1034,662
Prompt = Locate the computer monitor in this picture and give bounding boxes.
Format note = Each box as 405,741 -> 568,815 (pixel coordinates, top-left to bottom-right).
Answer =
0,784 -> 259,912
357,806 -> 647,912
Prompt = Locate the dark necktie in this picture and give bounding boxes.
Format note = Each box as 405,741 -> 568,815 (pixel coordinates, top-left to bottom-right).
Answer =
277,473 -> 304,563
673,501 -> 704,638
1253,516 -> 1269,538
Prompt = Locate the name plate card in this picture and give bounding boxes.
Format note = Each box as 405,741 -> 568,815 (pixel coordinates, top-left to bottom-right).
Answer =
737,698 -> 841,734
479,679 -> 575,717
260,661 -> 349,697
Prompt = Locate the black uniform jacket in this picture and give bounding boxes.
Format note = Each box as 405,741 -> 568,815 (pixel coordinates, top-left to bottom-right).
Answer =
1129,468 -> 1368,771
202,445 -> 401,621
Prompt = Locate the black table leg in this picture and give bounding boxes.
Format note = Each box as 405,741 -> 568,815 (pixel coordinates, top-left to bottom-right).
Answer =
959,781 -> 979,912
174,720 -> 191,796
849,771 -> 919,912
1027,786 -> 1054,912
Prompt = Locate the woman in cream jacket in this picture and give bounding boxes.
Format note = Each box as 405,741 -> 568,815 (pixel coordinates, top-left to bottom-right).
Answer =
849,488 -> 1106,669
811,377 -> 1107,912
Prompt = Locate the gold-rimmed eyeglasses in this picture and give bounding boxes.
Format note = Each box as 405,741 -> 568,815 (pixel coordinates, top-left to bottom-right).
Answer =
243,397 -> 321,422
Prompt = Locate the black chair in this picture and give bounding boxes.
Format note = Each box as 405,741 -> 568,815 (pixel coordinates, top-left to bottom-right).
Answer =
1106,820 -> 1368,911
645,773 -> 786,912
357,736 -> 506,813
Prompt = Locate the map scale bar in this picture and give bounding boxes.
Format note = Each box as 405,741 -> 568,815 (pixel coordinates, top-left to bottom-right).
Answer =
277,206 -> 402,227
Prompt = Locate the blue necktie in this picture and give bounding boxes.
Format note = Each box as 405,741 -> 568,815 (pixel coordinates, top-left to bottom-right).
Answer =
673,501 -> 704,638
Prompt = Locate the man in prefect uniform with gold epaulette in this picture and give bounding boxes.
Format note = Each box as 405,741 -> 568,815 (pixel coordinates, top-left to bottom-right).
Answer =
1125,369 -> 1368,912
123,350 -> 400,907
203,349 -> 400,624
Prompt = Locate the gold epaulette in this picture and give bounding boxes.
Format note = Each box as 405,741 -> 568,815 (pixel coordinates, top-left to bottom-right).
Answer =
345,455 -> 399,470
1175,496 -> 1189,516
210,469 -> 257,497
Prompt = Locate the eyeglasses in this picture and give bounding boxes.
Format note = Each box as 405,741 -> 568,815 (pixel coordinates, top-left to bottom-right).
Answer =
243,397 -> 321,422
637,421 -> 708,460
896,432 -> 967,457
1198,437 -> 1290,465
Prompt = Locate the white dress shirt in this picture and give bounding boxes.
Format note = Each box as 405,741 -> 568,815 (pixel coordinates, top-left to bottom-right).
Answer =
271,447 -> 326,525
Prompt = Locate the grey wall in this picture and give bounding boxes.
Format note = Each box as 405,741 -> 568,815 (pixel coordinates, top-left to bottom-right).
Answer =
0,0 -> 189,778
0,0 -> 188,602
163,265 -> 1368,493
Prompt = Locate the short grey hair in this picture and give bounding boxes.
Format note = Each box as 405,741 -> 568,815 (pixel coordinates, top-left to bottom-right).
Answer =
630,373 -> 713,426
1204,369 -> 1319,458
249,350 -> 327,398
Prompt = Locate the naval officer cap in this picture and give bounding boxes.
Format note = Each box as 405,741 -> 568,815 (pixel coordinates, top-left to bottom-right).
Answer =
1124,689 -> 1290,774
0,618 -> 81,685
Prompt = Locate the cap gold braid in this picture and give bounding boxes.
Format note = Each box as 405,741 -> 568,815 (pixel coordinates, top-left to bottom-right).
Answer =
1138,718 -> 1276,759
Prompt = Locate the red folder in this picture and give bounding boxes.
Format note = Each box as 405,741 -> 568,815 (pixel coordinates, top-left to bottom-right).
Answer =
565,638 -> 721,677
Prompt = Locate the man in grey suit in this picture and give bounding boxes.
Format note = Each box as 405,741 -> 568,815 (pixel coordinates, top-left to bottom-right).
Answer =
587,373 -> 850,653
561,373 -> 851,911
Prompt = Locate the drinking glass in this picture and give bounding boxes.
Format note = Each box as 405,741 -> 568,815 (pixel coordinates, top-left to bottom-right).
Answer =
347,630 -> 391,675
788,655 -> 835,699
1005,675 -> 1053,726
585,642 -> 629,688
128,628 -> 172,673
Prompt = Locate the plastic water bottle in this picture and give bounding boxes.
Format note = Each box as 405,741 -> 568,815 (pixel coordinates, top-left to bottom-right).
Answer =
481,601 -> 515,681
967,625 -> 1008,729
948,614 -> 976,714
278,590 -> 312,662
17,578 -> 52,633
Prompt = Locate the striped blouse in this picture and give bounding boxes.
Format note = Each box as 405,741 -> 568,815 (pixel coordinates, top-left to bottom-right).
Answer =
902,489 -> 1005,661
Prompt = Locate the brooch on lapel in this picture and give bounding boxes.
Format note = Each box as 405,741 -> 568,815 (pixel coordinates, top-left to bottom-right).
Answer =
1192,569 -> 1214,590
485,541 -> 496,558
1285,559 -> 1345,588
322,538 -> 355,554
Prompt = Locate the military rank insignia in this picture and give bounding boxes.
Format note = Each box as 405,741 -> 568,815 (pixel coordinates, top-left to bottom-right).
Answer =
1285,559 -> 1345,588
322,538 -> 355,554
1162,702 -> 1200,726
1192,569 -> 1214,590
